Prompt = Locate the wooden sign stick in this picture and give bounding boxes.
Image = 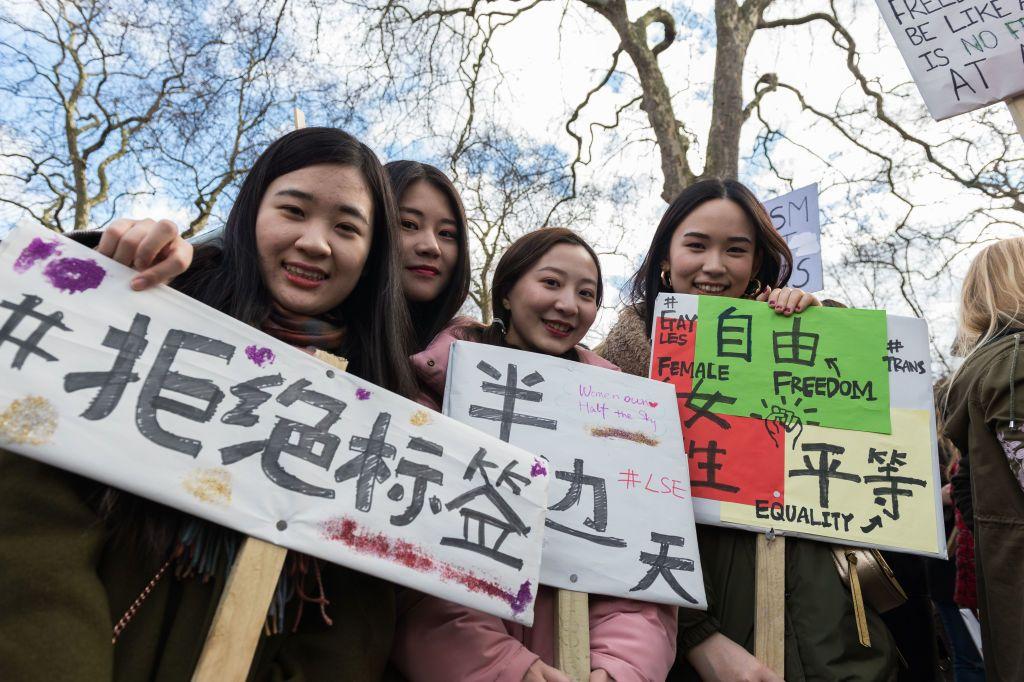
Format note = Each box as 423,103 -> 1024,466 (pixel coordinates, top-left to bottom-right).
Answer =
1006,95 -> 1024,141
555,589 -> 591,681
754,532 -> 786,677
192,110 -> 314,682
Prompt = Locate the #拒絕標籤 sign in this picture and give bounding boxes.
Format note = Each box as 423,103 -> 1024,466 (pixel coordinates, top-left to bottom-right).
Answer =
0,223 -> 550,624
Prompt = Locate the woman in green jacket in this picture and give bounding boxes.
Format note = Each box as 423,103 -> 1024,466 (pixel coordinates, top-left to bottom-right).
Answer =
0,127 -> 419,680
944,236 -> 1024,682
598,178 -> 898,681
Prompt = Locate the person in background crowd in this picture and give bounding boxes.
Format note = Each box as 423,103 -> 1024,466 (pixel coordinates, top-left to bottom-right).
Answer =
943,236 -> 1024,682
0,127 -> 419,680
598,178 -> 899,681
393,227 -> 678,682
929,384 -> 986,682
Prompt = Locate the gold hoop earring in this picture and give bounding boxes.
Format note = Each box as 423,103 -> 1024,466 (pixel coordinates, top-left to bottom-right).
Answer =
745,278 -> 763,297
660,268 -> 672,290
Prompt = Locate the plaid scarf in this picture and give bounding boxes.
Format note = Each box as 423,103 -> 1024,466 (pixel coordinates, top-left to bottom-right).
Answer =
261,301 -> 346,352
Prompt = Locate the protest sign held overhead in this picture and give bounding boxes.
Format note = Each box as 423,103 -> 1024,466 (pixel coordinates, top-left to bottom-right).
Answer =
0,223 -> 550,624
651,293 -> 945,558
763,184 -> 824,293
875,0 -> 1024,119
444,341 -> 707,609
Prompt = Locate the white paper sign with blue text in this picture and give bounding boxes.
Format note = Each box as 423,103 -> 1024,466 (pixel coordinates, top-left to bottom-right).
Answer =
0,223 -> 549,624
444,341 -> 707,609
764,184 -> 824,293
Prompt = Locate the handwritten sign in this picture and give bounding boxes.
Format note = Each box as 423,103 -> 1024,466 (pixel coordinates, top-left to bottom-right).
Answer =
0,223 -> 549,624
876,0 -> 1024,119
651,293 -> 945,558
444,341 -> 707,609
692,296 -> 891,434
763,184 -> 823,293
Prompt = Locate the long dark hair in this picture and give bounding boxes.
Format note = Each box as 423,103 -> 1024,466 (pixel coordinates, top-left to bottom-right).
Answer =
628,178 -> 793,336
174,127 -> 418,398
385,160 -> 471,351
101,128 -> 419,557
461,228 -> 603,359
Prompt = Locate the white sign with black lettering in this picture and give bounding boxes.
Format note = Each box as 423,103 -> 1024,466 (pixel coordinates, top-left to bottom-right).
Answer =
876,0 -> 1024,119
764,184 -> 823,293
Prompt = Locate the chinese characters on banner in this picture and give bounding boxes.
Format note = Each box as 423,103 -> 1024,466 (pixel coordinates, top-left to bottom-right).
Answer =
444,341 -> 708,609
650,293 -> 945,557
875,1 -> 1024,120
763,184 -> 823,293
0,224 -> 550,624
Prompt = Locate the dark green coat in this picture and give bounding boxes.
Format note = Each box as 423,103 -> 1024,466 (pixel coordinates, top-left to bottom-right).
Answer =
598,306 -> 898,681
0,451 -> 396,681
944,330 -> 1024,682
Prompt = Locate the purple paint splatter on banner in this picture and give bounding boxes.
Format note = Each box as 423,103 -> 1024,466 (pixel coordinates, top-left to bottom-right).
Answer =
245,345 -> 275,367
356,388 -> 372,401
14,238 -> 60,273
530,458 -> 548,477
509,581 -> 533,615
43,257 -> 105,293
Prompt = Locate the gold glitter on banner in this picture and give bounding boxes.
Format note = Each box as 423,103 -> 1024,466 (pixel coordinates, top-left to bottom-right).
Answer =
409,410 -> 432,427
0,396 -> 58,445
183,468 -> 232,506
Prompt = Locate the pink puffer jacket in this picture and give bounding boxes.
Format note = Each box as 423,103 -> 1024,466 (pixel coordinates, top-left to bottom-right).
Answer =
393,324 -> 678,682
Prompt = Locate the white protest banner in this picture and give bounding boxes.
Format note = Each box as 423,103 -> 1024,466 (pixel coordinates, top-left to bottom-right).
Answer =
875,1 -> 1024,120
763,184 -> 823,293
444,341 -> 707,609
650,292 -> 945,558
0,223 -> 549,624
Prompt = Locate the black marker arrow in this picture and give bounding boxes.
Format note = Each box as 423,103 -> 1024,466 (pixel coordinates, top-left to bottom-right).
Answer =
825,357 -> 841,377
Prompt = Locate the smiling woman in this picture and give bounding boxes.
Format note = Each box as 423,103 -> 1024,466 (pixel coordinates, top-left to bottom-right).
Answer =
385,160 -> 471,352
0,127 -> 419,681
255,164 -> 375,316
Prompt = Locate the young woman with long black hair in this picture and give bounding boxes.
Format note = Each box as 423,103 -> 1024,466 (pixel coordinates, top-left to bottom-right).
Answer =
0,127 -> 419,680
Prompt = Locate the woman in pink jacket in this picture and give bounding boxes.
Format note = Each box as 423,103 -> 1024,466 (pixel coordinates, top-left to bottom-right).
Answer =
393,227 -> 678,682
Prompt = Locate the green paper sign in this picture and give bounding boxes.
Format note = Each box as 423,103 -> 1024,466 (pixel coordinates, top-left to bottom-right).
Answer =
694,297 -> 891,434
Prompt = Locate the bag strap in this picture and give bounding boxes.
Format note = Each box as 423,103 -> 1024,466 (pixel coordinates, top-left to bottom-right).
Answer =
845,551 -> 871,647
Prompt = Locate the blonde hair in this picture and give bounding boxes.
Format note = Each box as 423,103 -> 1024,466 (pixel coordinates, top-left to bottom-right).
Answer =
953,237 -> 1024,356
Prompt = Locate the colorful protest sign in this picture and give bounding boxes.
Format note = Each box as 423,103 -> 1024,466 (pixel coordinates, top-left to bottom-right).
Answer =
875,1 -> 1024,120
444,341 -> 707,609
0,223 -> 549,624
763,184 -> 823,293
651,293 -> 945,558
692,296 -> 891,434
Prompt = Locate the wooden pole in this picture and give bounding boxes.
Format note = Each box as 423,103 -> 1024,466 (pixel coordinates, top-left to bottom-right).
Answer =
1007,95 -> 1024,141
754,532 -> 786,677
555,589 -> 591,682
192,539 -> 288,681
192,110 -> 315,681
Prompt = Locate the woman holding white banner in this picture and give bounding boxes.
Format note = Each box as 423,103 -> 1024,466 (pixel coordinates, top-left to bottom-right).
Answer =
393,228 -> 677,682
944,236 -> 1024,682
598,178 -> 899,681
0,127 -> 420,680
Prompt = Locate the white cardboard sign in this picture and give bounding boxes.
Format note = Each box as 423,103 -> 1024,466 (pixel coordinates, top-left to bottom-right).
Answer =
876,1 -> 1024,119
763,183 -> 824,293
0,224 -> 549,624
444,341 -> 708,609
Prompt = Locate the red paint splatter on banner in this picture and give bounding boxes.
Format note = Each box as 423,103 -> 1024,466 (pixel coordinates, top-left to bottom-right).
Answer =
320,517 -> 533,615
529,458 -> 548,477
